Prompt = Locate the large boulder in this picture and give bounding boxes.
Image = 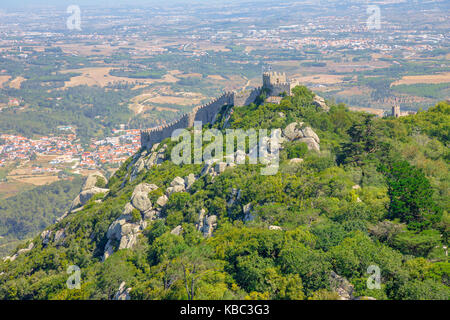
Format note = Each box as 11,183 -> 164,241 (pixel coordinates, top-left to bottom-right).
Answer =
283,122 -> 305,141
329,271 -> 354,300
283,122 -> 321,152
196,209 -> 206,231
130,158 -> 146,181
166,177 -> 186,195
143,210 -> 158,221
82,172 -> 107,191
102,240 -> 115,261
131,183 -> 158,212
171,225 -> 183,236
196,210 -> 217,238
54,229 -> 66,244
313,95 -> 329,111
103,214 -> 147,261
119,233 -> 138,250
156,195 -> 169,207
170,176 -> 185,188
70,187 -> 109,211
122,202 -> 135,215
302,127 -> 320,144
298,137 -> 320,152
106,219 -> 126,241
114,282 -> 131,300
202,215 -> 217,238
166,185 -> 185,196
131,192 -> 152,213
41,230 -> 52,246
269,226 -> 283,231
185,174 -> 196,190
132,183 -> 159,195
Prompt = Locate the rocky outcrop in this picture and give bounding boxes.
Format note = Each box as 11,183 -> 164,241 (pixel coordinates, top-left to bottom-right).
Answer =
103,183 -> 160,261
114,282 -> 131,300
313,95 -> 329,111
70,187 -> 110,211
104,171 -> 201,260
165,174 -> 198,196
54,229 -> 66,245
283,122 -> 320,152
166,176 -> 186,195
41,230 -> 52,246
202,215 -> 217,238
298,137 -> 320,152
201,159 -> 236,178
130,144 -> 167,182
171,225 -> 183,236
103,212 -> 148,261
68,172 -> 110,212
196,209 -> 217,238
3,242 -> 34,262
329,271 -> 354,300
243,203 -> 254,222
269,226 -> 283,231
37,228 -> 67,249
284,122 -> 305,141
289,158 -> 304,164
131,183 -> 158,212
82,172 -> 107,190
185,174 -> 196,190
227,188 -> 242,207
156,195 -> 169,207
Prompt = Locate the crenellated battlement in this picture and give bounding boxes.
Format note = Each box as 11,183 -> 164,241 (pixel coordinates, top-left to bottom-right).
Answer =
141,90 -> 262,149
140,72 -> 297,150
262,71 -> 298,96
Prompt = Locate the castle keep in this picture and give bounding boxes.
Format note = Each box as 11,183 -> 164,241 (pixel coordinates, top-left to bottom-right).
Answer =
263,71 -> 299,96
141,72 -> 297,149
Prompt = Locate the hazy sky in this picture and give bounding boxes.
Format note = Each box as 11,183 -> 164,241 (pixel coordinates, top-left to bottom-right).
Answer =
0,0 -> 438,10
0,0 -> 305,9
1,0 -> 188,9
1,0 -> 235,8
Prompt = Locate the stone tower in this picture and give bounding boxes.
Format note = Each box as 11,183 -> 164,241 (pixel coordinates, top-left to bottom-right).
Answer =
392,105 -> 401,118
262,72 -> 293,96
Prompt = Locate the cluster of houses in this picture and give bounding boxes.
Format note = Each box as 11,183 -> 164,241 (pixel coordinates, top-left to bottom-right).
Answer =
0,129 -> 141,170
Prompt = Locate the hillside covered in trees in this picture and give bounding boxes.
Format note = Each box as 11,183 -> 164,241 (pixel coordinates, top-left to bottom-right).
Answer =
0,88 -> 448,300
0,177 -> 84,257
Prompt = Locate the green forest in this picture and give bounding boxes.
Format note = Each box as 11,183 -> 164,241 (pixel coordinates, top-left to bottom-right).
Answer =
0,88 -> 448,300
0,177 -> 84,257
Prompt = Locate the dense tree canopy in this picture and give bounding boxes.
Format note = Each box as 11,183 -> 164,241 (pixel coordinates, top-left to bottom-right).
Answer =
0,91 -> 448,300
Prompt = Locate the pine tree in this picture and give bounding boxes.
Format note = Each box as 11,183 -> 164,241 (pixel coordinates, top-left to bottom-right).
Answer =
381,161 -> 442,230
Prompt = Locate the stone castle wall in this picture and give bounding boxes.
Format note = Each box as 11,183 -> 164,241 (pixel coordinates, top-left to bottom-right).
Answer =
233,87 -> 263,107
262,72 -> 297,96
269,83 -> 292,96
140,88 -> 262,150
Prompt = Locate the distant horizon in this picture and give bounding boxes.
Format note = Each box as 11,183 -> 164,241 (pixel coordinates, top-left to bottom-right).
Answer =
0,0 -> 442,10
